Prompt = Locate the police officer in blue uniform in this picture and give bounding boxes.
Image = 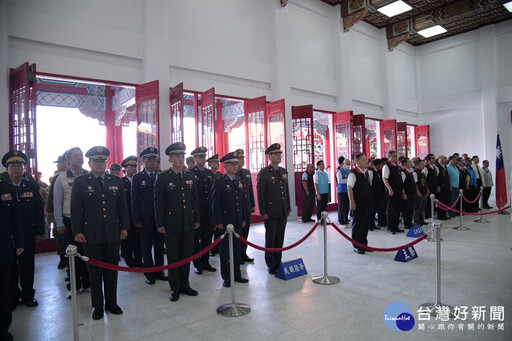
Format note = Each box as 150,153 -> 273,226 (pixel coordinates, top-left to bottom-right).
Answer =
212,151 -> 249,287
3,151 -> 44,308
0,169 -> 24,341
190,146 -> 216,275
256,143 -> 291,274
131,147 -> 167,284
120,156 -> 142,268
71,146 -> 129,320
155,142 -> 200,302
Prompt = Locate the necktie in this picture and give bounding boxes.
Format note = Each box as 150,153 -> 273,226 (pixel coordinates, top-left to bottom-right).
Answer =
365,171 -> 370,185
97,176 -> 104,190
177,172 -> 182,184
150,172 -> 155,183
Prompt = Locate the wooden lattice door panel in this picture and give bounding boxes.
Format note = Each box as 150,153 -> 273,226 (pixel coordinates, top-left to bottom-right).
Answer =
292,105 -> 314,208
397,122 -> 408,158
199,88 -> 215,154
136,80 -> 159,158
333,111 -> 353,165
352,114 -> 366,158
170,83 -> 184,144
380,119 -> 397,158
414,125 -> 430,160
266,99 -> 286,168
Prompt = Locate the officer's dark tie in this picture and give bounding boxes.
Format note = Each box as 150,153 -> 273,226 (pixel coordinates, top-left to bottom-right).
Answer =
150,172 -> 155,183
177,172 -> 182,184
97,176 -> 104,190
365,171 -> 370,185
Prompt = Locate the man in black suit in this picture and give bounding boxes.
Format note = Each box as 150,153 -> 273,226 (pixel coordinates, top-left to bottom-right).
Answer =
212,151 -> 249,287
120,156 -> 142,268
3,151 -> 44,308
0,164 -> 24,341
71,146 -> 129,320
256,143 -> 291,275
155,142 -> 200,302
132,147 -> 167,284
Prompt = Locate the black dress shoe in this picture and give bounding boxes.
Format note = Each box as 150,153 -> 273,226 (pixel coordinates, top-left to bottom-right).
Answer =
241,254 -> 254,263
169,292 -> 179,302
377,224 -> 387,228
387,230 -> 396,235
105,304 -> 123,315
373,226 -> 381,230
1,332 -> 13,340
223,280 -> 231,288
395,229 -> 405,233
353,248 -> 365,254
22,298 -> 38,307
180,287 -> 198,296
194,268 -> 203,275
209,251 -> 216,257
235,277 -> 249,283
307,219 -> 315,222
64,274 -> 70,282
364,248 -> 373,252
145,278 -> 155,285
240,259 -> 245,265
404,225 -> 412,229
92,308 -> 104,320
268,268 -> 277,275
203,265 -> 217,272
57,259 -> 67,270
369,228 -> 374,231
155,273 -> 168,281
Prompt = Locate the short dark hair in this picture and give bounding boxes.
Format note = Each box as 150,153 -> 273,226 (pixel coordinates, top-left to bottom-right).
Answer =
338,156 -> 345,165
483,160 -> 489,164
316,160 -> 324,167
414,158 -> 424,166
381,157 -> 388,163
472,155 -> 478,160
65,147 -> 82,160
387,150 -> 396,157
372,158 -> 381,166
355,153 -> 365,161
400,158 -> 409,166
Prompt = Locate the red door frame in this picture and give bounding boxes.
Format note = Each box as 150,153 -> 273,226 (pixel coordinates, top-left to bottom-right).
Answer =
199,88 -> 216,154
352,114 -> 366,159
266,99 -> 286,168
396,121 -> 408,159
414,125 -> 430,160
380,119 -> 397,158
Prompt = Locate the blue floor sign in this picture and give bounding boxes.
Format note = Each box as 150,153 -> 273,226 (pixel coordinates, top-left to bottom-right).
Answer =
275,258 -> 308,280
394,246 -> 419,263
406,225 -> 425,238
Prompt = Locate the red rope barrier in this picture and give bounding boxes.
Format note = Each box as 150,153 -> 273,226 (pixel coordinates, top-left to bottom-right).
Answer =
81,236 -> 223,272
330,222 -> 428,252
462,191 -> 481,204
237,222 -> 319,252
436,195 -> 460,209
435,200 -> 511,216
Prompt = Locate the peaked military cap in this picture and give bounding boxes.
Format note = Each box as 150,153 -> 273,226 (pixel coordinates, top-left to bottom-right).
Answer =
265,143 -> 282,155
139,147 -> 158,158
191,146 -> 208,156
54,155 -> 66,163
220,151 -> 241,163
206,154 -> 219,162
109,163 -> 121,171
85,146 -> 110,160
122,156 -> 138,168
2,150 -> 28,167
235,149 -> 245,157
165,142 -> 186,155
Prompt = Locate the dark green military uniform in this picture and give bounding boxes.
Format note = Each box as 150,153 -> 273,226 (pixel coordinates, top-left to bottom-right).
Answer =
70,146 -> 129,315
235,149 -> 256,261
256,143 -> 291,273
155,142 -> 199,300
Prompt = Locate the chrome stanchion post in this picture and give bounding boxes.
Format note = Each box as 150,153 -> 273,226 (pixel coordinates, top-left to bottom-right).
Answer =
217,224 -> 250,317
453,189 -> 470,231
420,222 -> 454,318
66,245 -> 79,341
474,188 -> 489,223
312,211 -> 340,285
427,195 -> 442,242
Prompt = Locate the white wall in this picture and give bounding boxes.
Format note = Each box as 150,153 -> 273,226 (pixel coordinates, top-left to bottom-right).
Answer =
1,0 -> 510,207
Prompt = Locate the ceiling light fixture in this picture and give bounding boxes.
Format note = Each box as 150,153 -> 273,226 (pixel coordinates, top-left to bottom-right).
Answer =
504,1 -> 512,12
377,1 -> 412,17
417,25 -> 448,38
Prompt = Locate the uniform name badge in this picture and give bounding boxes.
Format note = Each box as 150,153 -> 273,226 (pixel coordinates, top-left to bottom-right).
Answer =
186,180 -> 193,185
108,186 -> 118,190
168,182 -> 175,189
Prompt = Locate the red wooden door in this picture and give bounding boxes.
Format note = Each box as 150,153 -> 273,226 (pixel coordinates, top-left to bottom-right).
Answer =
199,88 -> 215,153
414,125 -> 430,160
10,62 -> 38,177
245,96 -> 267,213
292,105 -> 314,211
333,111 -> 353,164
170,83 -> 183,144
352,114 -> 366,158
396,122 -> 408,158
136,80 -> 159,160
380,119 -> 397,158
266,99 -> 286,168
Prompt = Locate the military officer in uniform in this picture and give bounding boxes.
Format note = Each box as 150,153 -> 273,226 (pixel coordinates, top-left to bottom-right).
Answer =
256,143 -> 291,274
120,156 -> 142,268
71,146 -> 129,320
3,151 -> 44,308
155,142 -> 200,302
235,149 -> 256,264
0,168 -> 24,341
190,147 -> 216,274
212,151 -> 249,287
207,154 -> 222,256
132,147 -> 167,284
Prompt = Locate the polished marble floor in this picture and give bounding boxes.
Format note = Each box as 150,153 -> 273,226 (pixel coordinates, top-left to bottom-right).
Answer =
9,209 -> 512,341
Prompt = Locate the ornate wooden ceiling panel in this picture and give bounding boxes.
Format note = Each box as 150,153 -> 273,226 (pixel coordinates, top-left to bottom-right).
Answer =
319,0 -> 512,45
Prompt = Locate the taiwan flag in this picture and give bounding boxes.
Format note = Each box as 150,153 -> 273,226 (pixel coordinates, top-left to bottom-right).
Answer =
495,132 -> 507,208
